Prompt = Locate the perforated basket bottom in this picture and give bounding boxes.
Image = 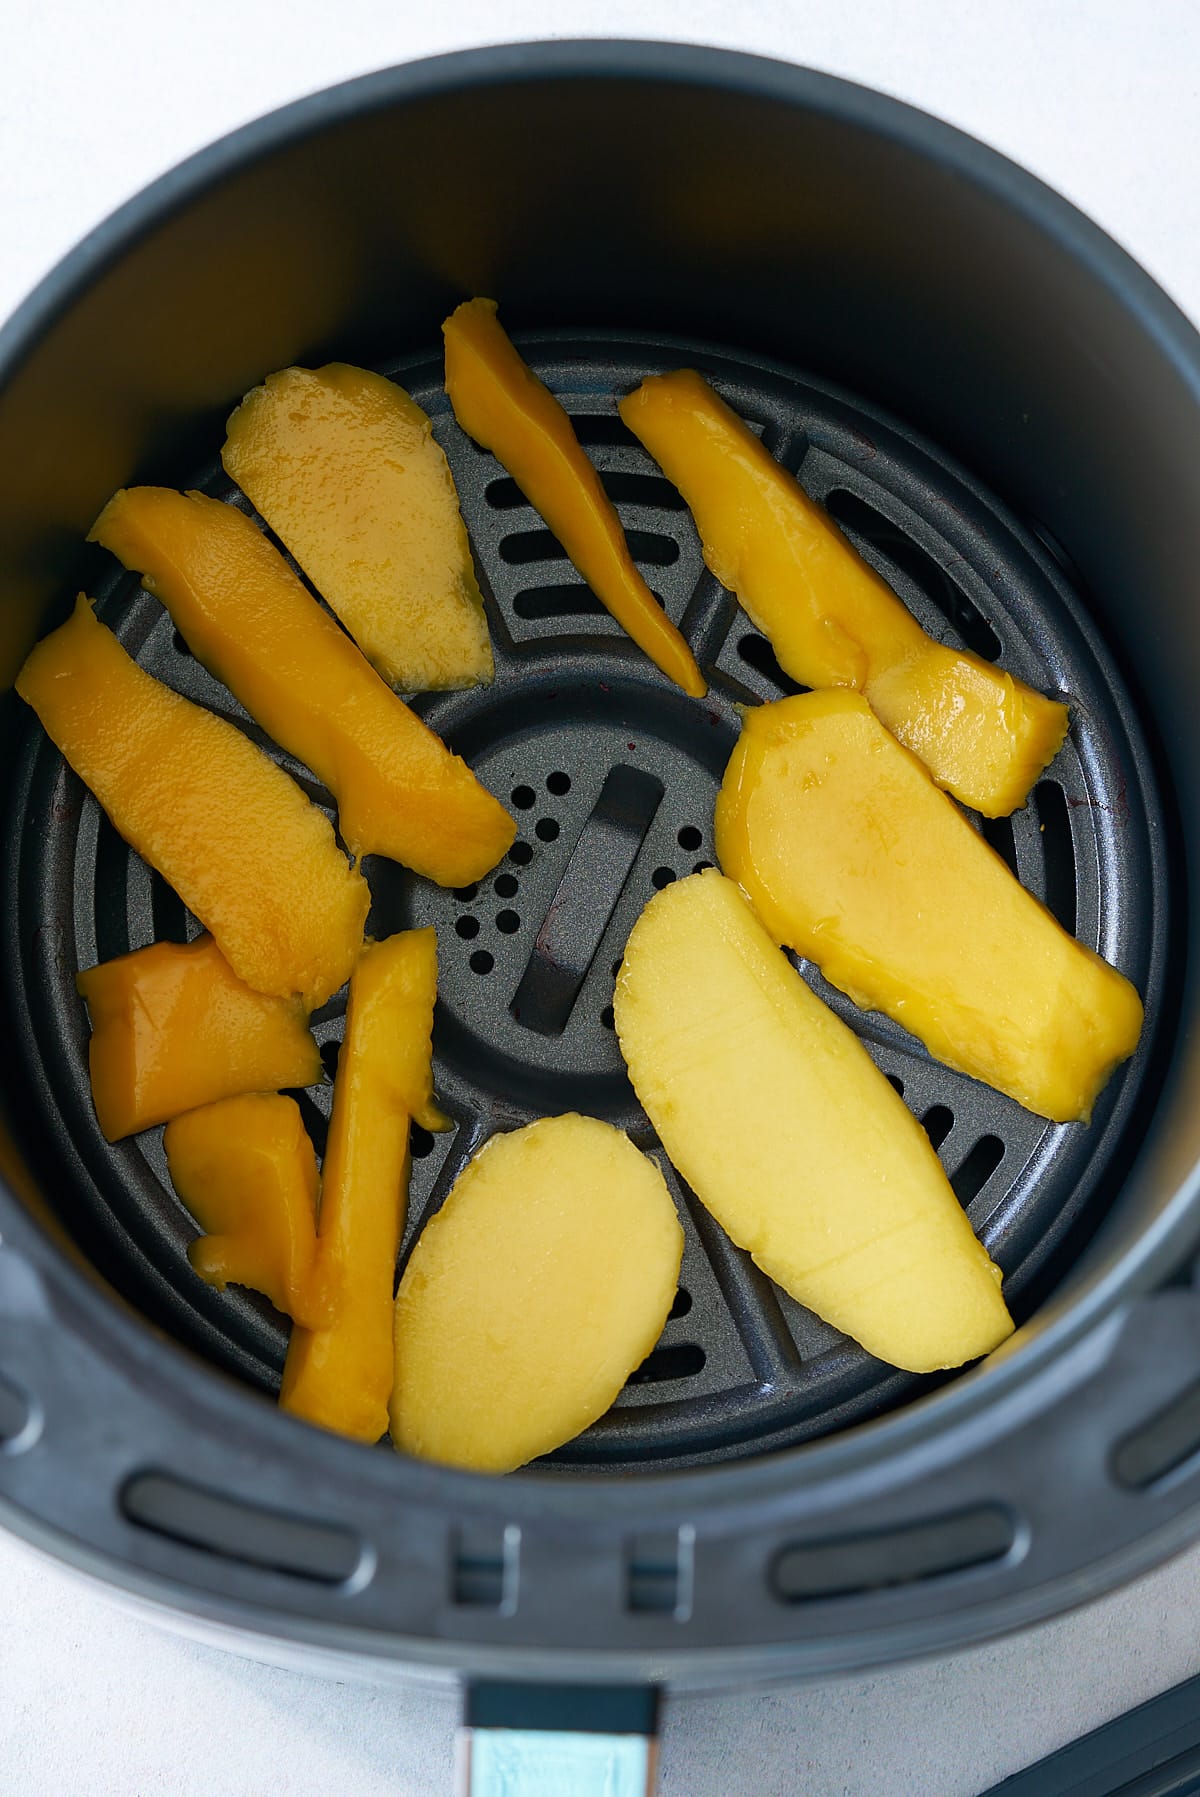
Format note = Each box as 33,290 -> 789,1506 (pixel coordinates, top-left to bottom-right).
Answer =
2,331 -> 1170,1472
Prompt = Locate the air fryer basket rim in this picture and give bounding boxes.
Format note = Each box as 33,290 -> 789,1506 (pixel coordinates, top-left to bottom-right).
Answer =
1,39 -> 1199,1678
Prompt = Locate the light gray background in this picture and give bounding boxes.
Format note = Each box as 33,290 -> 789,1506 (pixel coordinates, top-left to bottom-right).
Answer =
3,3 -> 1199,1792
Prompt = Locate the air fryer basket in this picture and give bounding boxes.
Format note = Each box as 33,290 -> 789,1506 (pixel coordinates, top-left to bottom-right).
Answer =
0,42 -> 1198,1689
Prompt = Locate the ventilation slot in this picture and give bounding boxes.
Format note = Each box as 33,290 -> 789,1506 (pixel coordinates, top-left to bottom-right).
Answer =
486,472 -> 685,512
627,1527 -> 694,1618
736,631 -> 807,696
452,1522 -> 520,1610
569,413 -> 639,448
980,813 -> 1019,878
1035,781 -> 1077,935
668,1287 -> 693,1320
922,1105 -> 954,1151
1113,1383 -> 1200,1490
627,1343 -> 706,1385
825,489 -> 1002,662
512,585 -> 604,619
121,1472 -> 362,1585
500,529 -> 571,566
951,1135 -> 1005,1205
770,1504 -> 1014,1602
511,764 -> 663,1036
0,1372 -> 33,1449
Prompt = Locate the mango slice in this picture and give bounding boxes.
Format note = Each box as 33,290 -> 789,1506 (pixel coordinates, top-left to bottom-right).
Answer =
615,871 -> 1013,1373
221,364 -> 493,692
76,935 -> 320,1142
16,597 -> 368,1008
443,298 -> 706,698
619,370 -> 1068,816
165,1094 -> 325,1327
281,928 -> 442,1443
715,692 -> 1143,1122
91,489 -> 515,887
391,1114 -> 683,1473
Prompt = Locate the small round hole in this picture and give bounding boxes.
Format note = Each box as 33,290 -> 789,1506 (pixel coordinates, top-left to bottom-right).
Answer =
511,785 -> 536,810
496,909 -> 520,934
494,872 -> 519,898
535,817 -> 559,842
651,867 -> 676,890
677,825 -> 702,851
601,1004 -> 615,1030
453,883 -> 478,902
693,861 -> 714,874
455,916 -> 480,940
319,1039 -> 340,1079
509,842 -> 534,866
546,771 -> 571,796
469,950 -> 494,975
410,1124 -> 435,1159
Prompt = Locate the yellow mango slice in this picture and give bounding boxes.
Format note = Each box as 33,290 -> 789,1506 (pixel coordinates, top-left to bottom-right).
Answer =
716,691 -> 1143,1122
281,929 -> 442,1443
619,370 -> 1068,816
443,298 -> 706,698
391,1114 -> 683,1473
91,489 -> 515,887
221,364 -> 493,692
165,1094 -> 325,1327
76,935 -> 320,1142
16,597 -> 368,1008
615,870 -> 1013,1373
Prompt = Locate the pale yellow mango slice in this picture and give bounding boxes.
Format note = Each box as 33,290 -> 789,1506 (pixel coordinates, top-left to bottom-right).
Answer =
715,691 -> 1143,1122
391,1114 -> 684,1473
614,870 -> 1013,1373
222,363 -> 493,691
620,370 -> 1067,816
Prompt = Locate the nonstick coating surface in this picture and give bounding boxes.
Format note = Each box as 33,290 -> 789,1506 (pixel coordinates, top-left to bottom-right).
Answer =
3,331 -> 1169,1473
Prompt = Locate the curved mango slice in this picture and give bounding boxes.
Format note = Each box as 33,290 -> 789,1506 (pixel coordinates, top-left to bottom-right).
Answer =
615,870 -> 1013,1373
166,1093 -> 325,1328
91,488 -> 514,888
619,370 -> 1068,816
443,298 -> 706,698
221,364 -> 493,692
281,928 -> 441,1443
76,934 -> 320,1142
391,1114 -> 683,1473
16,597 -> 368,1008
715,691 -> 1143,1122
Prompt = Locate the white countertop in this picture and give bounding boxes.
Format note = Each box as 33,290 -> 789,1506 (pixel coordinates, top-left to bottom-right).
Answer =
3,3 -> 1199,1791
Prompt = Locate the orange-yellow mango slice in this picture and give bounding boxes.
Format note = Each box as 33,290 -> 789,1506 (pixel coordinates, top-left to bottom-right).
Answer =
620,370 -> 1068,816
16,597 -> 368,1008
91,488 -> 514,887
615,870 -> 1013,1373
281,928 -> 443,1443
76,934 -> 320,1142
166,1094 -> 325,1328
443,298 -> 706,698
716,691 -> 1143,1122
391,1114 -> 683,1473
221,363 -> 493,692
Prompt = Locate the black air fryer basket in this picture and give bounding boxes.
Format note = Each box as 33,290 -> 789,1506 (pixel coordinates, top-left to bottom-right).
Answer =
0,40 -> 1199,1705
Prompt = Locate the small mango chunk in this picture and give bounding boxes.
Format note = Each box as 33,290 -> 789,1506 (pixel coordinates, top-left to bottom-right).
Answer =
76,935 -> 320,1142
443,298 -> 706,698
91,489 -> 515,887
619,370 -> 1068,816
165,1094 -> 325,1327
221,364 -> 493,692
16,597 -> 368,1008
615,870 -> 1013,1373
281,928 -> 441,1443
715,691 -> 1143,1122
391,1114 -> 684,1473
